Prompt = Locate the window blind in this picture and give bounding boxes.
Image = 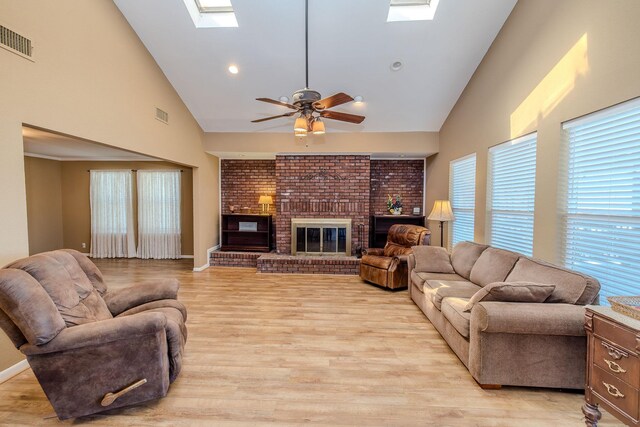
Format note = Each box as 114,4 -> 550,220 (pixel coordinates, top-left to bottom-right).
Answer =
449,154 -> 476,250
487,133 -> 537,256
561,98 -> 640,302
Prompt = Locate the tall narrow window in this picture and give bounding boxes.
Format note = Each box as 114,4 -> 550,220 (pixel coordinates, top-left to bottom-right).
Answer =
137,170 -> 182,259
449,154 -> 476,250
90,170 -> 135,258
561,98 -> 640,301
487,133 -> 537,256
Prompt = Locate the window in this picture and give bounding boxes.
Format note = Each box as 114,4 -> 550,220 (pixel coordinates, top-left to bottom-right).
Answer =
449,154 -> 476,250
487,133 -> 537,256
89,170 -> 135,258
182,0 -> 237,28
387,0 -> 440,22
561,98 -> 640,301
137,170 -> 182,259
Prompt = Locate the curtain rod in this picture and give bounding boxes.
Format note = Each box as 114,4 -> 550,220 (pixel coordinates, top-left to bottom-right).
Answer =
87,169 -> 184,172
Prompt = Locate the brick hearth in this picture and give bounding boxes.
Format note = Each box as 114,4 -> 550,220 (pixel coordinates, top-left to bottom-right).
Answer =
257,254 -> 360,275
210,250 -> 360,274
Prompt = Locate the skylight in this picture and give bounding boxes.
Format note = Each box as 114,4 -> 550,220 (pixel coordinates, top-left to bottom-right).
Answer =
182,0 -> 238,28
387,0 -> 440,22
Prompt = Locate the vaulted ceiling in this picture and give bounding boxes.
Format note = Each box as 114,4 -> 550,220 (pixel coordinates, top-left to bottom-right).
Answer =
114,0 -> 516,133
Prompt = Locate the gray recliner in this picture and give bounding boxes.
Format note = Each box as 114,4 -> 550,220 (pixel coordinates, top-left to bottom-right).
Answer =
0,249 -> 187,420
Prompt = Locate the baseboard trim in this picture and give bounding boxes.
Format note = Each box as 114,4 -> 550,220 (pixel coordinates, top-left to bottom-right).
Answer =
193,245 -> 219,272
0,359 -> 29,384
181,255 -> 194,259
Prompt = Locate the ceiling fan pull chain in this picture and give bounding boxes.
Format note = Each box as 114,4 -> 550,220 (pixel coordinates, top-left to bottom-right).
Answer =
305,0 -> 309,89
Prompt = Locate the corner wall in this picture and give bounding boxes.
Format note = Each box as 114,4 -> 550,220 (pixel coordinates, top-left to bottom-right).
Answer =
427,0 -> 640,256
0,1 -> 218,371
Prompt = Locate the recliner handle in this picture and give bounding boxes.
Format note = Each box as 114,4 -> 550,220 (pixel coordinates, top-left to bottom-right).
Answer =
101,378 -> 147,407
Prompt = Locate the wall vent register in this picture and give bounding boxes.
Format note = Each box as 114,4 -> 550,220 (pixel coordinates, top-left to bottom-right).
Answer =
0,24 -> 33,60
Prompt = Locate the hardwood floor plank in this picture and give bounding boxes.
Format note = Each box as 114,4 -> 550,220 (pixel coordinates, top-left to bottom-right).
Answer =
0,259 -> 624,425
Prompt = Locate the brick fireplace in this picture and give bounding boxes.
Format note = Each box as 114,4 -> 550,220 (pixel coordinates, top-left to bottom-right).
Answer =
217,155 -> 425,268
275,155 -> 370,255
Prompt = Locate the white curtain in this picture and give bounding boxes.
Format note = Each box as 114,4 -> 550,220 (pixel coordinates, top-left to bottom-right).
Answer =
90,170 -> 136,258
137,170 -> 182,259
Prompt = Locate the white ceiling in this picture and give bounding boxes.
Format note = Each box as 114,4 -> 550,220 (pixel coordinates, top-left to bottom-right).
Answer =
114,0 -> 516,133
23,127 -> 158,161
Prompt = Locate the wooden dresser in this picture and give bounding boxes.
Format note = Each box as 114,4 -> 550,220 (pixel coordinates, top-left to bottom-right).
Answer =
584,306 -> 640,426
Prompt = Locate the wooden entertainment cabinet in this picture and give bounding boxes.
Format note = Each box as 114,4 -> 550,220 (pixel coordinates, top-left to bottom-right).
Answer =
369,215 -> 425,248
221,214 -> 272,252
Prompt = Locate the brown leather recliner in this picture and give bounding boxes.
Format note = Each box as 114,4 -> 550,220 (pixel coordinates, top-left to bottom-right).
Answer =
0,249 -> 187,420
360,224 -> 431,290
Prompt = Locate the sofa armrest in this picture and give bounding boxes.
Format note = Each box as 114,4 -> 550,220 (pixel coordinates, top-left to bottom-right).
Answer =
104,279 -> 180,316
362,248 -> 385,256
471,302 -> 586,337
20,312 -> 167,355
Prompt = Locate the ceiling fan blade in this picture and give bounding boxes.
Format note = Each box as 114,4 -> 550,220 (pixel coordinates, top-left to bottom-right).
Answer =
319,110 -> 365,124
251,112 -> 296,123
315,92 -> 354,110
256,98 -> 298,110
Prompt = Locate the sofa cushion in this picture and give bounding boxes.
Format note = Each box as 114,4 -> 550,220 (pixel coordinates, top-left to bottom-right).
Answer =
412,246 -> 455,273
411,271 -> 466,293
506,257 -> 600,304
361,254 -> 393,270
61,249 -> 106,295
469,247 -> 520,287
450,242 -> 489,280
424,280 -> 481,310
0,269 -> 66,345
441,297 -> 471,338
463,281 -> 556,312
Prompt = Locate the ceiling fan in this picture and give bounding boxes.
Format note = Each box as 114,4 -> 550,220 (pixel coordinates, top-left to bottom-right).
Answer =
251,0 -> 365,135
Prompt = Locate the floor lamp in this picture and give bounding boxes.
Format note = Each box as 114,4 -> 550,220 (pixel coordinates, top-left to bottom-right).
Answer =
427,200 -> 455,248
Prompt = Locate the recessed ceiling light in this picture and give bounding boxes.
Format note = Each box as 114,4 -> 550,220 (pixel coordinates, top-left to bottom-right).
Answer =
279,96 -> 289,103
353,96 -> 364,104
390,61 -> 403,71
228,64 -> 239,74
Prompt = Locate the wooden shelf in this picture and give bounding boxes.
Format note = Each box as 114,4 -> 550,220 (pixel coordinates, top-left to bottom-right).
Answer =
221,214 -> 273,252
369,215 -> 425,248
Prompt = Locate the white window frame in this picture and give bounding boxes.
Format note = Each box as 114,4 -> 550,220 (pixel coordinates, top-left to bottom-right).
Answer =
560,97 -> 640,302
448,153 -> 476,251
486,133 -> 537,256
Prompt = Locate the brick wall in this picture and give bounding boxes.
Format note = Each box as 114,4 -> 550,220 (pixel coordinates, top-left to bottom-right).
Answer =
370,160 -> 424,215
221,159 -> 276,215
275,155 -> 370,254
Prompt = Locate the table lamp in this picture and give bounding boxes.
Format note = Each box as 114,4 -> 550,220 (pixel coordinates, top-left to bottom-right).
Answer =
258,195 -> 273,214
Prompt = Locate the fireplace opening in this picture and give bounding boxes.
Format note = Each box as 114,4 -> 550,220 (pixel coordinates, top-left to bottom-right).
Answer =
291,218 -> 351,256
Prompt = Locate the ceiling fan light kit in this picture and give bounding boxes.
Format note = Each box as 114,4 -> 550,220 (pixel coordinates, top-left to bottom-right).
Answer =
251,0 -> 365,134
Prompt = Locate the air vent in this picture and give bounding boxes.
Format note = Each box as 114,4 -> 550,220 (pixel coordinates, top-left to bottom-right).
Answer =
0,24 -> 33,60
155,108 -> 169,124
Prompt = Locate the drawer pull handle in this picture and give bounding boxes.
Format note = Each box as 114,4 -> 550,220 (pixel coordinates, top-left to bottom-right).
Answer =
601,341 -> 628,360
604,359 -> 627,374
602,382 -> 625,398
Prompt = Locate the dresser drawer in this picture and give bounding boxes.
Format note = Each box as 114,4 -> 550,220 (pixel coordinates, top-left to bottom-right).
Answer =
594,337 -> 640,388
592,365 -> 639,420
594,315 -> 639,352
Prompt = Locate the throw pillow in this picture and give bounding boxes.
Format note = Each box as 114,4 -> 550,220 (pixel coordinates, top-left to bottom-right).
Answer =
463,281 -> 555,312
412,246 -> 455,274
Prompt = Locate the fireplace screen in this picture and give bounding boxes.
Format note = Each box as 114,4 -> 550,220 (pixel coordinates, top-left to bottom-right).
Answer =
291,219 -> 351,256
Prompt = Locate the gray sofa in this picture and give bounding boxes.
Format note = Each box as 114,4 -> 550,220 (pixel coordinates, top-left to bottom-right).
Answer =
408,241 -> 600,389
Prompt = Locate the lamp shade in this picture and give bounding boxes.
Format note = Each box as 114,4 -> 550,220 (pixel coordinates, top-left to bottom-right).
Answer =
294,116 -> 308,132
312,119 -> 325,135
258,195 -> 273,205
428,200 -> 455,222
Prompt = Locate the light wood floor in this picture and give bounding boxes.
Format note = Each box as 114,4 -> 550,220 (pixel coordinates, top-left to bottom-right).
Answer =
0,259 -> 623,426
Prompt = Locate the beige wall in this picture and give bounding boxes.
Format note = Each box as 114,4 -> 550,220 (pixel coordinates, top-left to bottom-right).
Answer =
427,0 -> 640,254
60,161 -> 194,255
0,1 -> 219,371
24,157 -> 64,255
204,132 -> 439,157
